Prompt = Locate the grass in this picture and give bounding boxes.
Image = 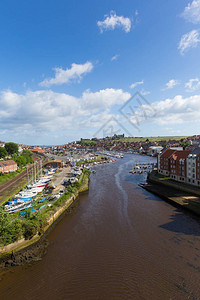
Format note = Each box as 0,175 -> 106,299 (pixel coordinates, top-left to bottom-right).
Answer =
0,170 -> 23,185
117,136 -> 188,143
0,171 -> 37,205
155,172 -> 171,179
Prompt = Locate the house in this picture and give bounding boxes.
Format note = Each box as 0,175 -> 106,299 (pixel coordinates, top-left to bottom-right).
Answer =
0,160 -> 17,173
29,147 -> 45,154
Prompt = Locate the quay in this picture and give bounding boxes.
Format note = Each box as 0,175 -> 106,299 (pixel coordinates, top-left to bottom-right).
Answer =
142,171 -> 200,216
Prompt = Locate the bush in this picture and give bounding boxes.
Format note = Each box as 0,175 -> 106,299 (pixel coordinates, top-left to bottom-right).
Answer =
22,219 -> 39,240
0,209 -> 24,245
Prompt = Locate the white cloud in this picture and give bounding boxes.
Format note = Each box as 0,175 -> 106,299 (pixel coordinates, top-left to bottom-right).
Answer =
130,80 -> 144,89
185,78 -> 200,91
182,0 -> 200,24
178,30 -> 200,55
147,94 -> 200,125
97,11 -> 131,33
111,54 -> 119,61
81,88 -> 130,111
162,79 -> 180,90
40,61 -> 93,87
0,88 -> 130,136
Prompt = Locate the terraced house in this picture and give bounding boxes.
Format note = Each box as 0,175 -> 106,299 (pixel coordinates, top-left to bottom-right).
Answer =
158,147 -> 200,187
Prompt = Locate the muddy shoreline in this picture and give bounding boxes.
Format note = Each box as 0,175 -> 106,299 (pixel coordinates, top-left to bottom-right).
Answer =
0,190 -> 88,271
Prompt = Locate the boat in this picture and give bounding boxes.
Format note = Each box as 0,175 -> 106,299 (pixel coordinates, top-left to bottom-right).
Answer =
27,181 -> 48,189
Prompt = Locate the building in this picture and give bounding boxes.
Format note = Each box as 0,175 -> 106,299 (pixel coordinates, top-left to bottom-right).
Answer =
169,150 -> 191,182
158,147 -> 200,187
158,148 -> 176,176
148,146 -> 163,156
186,147 -> 200,186
0,160 -> 17,173
29,147 -> 45,154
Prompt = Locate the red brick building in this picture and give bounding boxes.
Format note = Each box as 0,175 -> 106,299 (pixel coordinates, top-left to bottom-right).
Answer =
158,147 -> 200,186
169,150 -> 191,182
0,160 -> 17,173
158,148 -> 176,176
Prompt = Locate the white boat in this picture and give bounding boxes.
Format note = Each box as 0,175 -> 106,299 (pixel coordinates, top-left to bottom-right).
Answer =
5,201 -> 31,213
8,203 -> 32,214
15,187 -> 44,198
27,181 -> 48,189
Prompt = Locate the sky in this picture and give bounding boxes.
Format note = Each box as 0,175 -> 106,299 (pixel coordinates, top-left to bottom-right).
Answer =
0,0 -> 200,145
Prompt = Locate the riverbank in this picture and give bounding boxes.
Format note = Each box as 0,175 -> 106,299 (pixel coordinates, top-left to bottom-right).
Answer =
0,170 -> 90,269
142,172 -> 200,216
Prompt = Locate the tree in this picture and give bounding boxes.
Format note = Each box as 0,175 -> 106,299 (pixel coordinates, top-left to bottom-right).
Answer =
0,147 -> 8,159
22,149 -> 33,164
15,156 -> 27,167
5,142 -> 18,155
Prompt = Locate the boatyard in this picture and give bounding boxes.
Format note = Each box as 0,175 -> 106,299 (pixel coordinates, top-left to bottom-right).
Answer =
0,151 -> 125,259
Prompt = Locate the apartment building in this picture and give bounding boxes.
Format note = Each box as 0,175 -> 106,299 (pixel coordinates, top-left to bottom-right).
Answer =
186,147 -> 200,186
169,150 -> 191,182
158,148 -> 176,176
158,147 -> 200,186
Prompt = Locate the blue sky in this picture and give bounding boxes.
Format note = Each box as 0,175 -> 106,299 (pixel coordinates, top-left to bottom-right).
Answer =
0,0 -> 200,145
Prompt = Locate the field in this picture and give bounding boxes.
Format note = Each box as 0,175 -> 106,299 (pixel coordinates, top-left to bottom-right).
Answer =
78,136 -> 188,144
117,136 -> 188,143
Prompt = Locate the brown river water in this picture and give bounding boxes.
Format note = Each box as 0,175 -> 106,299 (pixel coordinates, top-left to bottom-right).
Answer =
1,154 -> 200,299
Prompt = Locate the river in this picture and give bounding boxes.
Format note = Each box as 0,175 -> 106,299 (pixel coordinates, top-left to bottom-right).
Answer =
1,154 -> 200,299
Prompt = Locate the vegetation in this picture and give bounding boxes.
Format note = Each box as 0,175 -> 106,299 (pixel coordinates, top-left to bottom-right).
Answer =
13,150 -> 33,168
5,142 -> 18,155
0,170 -> 21,185
117,136 -> 188,143
21,149 -> 34,164
0,147 -> 8,159
155,172 -> 170,179
76,140 -> 98,147
0,209 -> 24,245
0,169 -> 90,246
77,136 -> 189,145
